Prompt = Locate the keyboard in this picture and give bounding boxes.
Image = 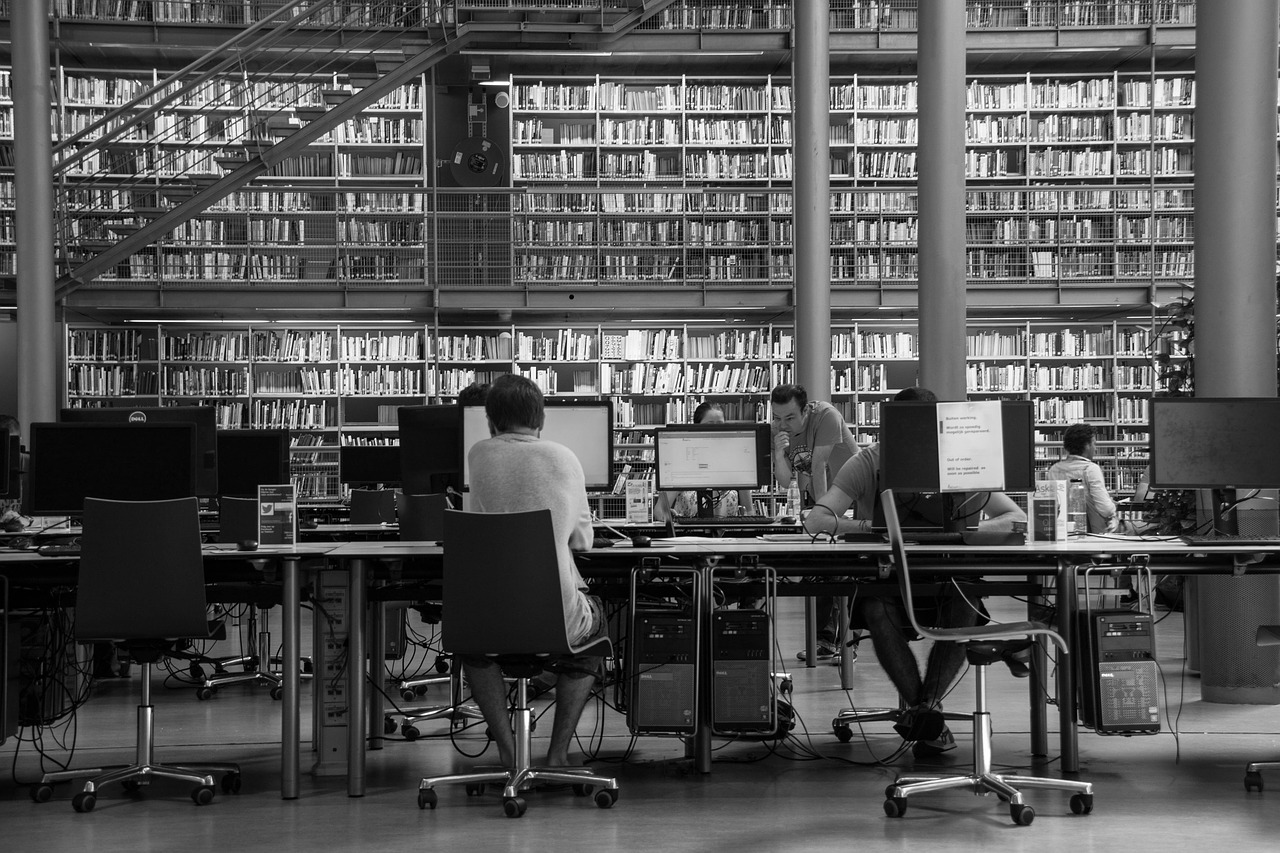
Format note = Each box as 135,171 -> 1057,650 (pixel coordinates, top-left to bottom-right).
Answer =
1181,534 -> 1280,547
37,543 -> 81,557
672,515 -> 778,527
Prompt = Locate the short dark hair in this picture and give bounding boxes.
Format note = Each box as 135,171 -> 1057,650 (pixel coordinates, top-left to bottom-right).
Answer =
484,374 -> 545,433
770,383 -> 807,408
893,386 -> 938,403
692,401 -> 723,423
1062,423 -> 1095,455
456,381 -> 489,406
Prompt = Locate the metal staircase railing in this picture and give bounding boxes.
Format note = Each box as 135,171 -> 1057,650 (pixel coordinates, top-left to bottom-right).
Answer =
54,0 -> 671,299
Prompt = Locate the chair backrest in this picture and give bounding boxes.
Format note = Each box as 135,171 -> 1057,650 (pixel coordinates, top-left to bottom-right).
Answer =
398,492 -> 448,542
442,508 -> 574,657
349,488 -> 396,524
75,497 -> 210,642
881,488 -> 1069,653
217,495 -> 258,544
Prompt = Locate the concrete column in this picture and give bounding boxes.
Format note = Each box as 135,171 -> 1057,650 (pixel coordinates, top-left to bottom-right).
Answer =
11,1 -> 59,430
1193,0 -> 1280,704
916,0 -> 967,400
791,0 -> 831,399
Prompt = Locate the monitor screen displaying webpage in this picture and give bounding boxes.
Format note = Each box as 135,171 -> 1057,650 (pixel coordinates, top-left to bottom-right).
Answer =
653,423 -> 771,491
461,400 -> 613,491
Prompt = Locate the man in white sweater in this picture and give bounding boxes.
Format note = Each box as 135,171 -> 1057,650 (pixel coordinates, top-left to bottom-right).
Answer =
465,374 -> 604,768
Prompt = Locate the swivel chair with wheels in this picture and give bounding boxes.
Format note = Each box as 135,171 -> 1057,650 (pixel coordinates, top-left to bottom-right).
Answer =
878,490 -> 1094,826
390,493 -> 482,738
1244,624 -> 1280,791
31,497 -> 241,812
417,508 -> 619,817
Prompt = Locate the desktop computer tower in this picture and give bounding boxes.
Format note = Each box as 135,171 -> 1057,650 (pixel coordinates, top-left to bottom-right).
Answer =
1075,609 -> 1161,734
628,610 -> 698,735
711,609 -> 774,734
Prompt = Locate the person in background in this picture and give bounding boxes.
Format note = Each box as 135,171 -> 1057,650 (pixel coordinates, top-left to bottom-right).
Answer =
1046,422 -> 1118,533
463,374 -> 605,769
653,401 -> 754,521
769,385 -> 860,662
803,387 -> 1027,756
0,414 -> 25,532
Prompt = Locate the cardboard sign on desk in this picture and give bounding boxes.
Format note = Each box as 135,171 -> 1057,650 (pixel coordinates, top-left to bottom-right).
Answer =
257,484 -> 296,546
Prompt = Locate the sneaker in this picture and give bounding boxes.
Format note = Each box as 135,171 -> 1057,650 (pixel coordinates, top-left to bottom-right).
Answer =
795,639 -> 840,663
892,706 -> 946,741
912,725 -> 957,758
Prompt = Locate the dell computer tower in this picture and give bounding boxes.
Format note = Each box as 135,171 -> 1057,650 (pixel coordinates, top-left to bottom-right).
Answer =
1076,609 -> 1161,734
628,610 -> 698,735
711,609 -> 774,734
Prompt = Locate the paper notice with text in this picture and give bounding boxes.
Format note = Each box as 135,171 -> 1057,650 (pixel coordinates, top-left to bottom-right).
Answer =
936,401 -> 1005,492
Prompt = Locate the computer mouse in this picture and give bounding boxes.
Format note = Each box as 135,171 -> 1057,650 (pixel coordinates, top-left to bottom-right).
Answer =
236,539 -> 259,552
631,535 -> 651,548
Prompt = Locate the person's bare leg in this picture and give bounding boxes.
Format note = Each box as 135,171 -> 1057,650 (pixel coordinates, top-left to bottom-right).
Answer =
464,660 -> 514,767
545,661 -> 600,766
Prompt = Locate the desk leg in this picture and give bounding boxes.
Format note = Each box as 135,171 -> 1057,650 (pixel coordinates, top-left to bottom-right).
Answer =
281,557 -> 301,800
802,597 -> 817,668
368,591 -> 384,751
694,561 -> 712,774
348,558 -> 368,797
1057,559 -> 1079,773
1028,574 -> 1048,756
836,596 -> 854,690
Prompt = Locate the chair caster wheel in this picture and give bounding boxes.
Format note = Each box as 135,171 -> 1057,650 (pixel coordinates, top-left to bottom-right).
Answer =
401,689 -> 417,702
1070,793 -> 1093,814
72,792 -> 96,813
834,724 -> 852,743
1245,771 -> 1263,792
465,783 -> 485,796
384,716 -> 397,735
402,724 -> 421,740
418,789 -> 437,809
270,685 -> 283,700
503,796 -> 527,818
593,788 -> 617,809
221,773 -> 242,794
884,797 -> 906,817
1010,803 -> 1034,825
196,687 -> 214,701
189,663 -> 204,680
435,657 -> 450,674
192,785 -> 215,806
31,783 -> 54,803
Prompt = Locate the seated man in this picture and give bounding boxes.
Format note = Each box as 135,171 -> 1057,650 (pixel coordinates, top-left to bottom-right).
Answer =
463,373 -> 607,768
803,387 -> 1027,756
1045,422 -> 1118,533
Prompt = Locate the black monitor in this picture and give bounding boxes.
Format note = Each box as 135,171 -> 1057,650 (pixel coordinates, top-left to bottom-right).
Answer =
216,429 -> 290,498
25,422 -> 198,516
0,434 -> 15,498
879,400 -> 1035,533
397,405 -> 462,495
1150,397 -> 1280,489
339,445 -> 403,487
460,399 -> 614,492
60,406 -> 219,497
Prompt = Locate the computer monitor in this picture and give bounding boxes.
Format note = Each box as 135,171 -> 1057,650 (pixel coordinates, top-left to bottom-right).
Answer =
460,399 -> 614,491
339,445 -> 403,487
653,423 -> 771,491
24,422 -> 198,516
216,429 -> 290,498
60,406 -> 219,497
397,405 -> 462,495
1149,397 -> 1280,489
0,435 -> 15,498
879,400 -> 1035,493
878,400 -> 1035,533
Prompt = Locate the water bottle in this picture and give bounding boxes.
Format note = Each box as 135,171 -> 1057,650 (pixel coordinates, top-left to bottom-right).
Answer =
1067,479 -> 1087,535
785,474 -> 801,519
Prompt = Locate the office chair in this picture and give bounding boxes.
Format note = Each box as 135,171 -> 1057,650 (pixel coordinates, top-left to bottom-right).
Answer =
349,488 -> 396,524
879,490 -> 1094,826
31,497 -> 241,812
418,508 -> 619,817
388,493 -> 482,738
1244,624 -> 1280,791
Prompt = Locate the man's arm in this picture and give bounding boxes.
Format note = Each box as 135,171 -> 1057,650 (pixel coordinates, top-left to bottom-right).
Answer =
971,490 -> 1026,531
568,493 -> 594,551
803,483 -> 860,536
771,428 -> 792,485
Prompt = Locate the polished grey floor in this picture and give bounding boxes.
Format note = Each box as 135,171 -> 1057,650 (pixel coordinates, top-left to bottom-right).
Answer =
3,595 -> 1279,852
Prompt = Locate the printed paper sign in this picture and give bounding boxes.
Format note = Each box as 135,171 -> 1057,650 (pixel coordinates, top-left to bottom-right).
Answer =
258,483 -> 296,546
936,401 -> 1005,492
